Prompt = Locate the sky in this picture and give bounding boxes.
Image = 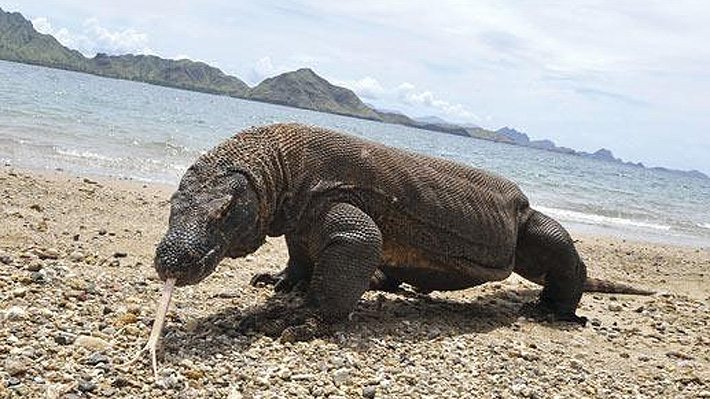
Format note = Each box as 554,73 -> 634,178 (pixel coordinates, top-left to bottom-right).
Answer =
3,1 -> 710,174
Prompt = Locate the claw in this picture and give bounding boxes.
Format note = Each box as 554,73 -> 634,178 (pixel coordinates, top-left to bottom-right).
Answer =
250,272 -> 281,287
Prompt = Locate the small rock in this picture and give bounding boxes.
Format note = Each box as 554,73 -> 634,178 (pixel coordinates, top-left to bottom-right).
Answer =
54,332 -> 76,345
111,377 -> 133,388
67,277 -> 88,291
68,251 -> 85,262
26,261 -> 43,272
12,287 -> 27,298
607,304 -> 622,312
37,248 -> 60,260
666,350 -> 694,360
85,352 -> 109,365
363,385 -> 377,398
29,203 -> 43,212
98,228 -> 107,236
332,368 -> 351,385
4,306 -> 27,321
7,377 -> 21,386
113,251 -> 128,258
30,272 -> 47,284
427,327 -> 441,339
115,312 -> 138,326
74,335 -> 110,351
77,380 -> 97,393
4,357 -> 30,376
0,253 -> 12,264
184,369 -> 205,380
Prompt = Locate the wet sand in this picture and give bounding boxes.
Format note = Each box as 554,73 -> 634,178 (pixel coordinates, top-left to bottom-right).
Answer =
1,166 -> 708,398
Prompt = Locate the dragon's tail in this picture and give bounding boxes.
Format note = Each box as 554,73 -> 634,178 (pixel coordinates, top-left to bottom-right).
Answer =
583,277 -> 654,295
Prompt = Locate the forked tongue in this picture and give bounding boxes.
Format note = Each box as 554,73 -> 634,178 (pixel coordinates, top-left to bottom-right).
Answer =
147,277 -> 176,377
122,277 -> 176,378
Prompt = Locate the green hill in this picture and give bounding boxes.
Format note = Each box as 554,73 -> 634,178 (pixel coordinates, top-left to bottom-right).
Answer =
250,68 -> 383,120
0,7 -> 249,97
0,8 -> 87,70
89,53 -> 249,97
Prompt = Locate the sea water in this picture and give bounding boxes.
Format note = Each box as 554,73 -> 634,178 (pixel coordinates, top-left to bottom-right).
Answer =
1,60 -> 708,247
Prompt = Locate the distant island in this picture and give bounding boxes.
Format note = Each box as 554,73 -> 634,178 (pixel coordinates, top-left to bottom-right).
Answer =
0,7 -> 706,180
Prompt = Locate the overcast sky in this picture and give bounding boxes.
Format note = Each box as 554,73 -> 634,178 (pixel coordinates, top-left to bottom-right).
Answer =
4,1 -> 709,173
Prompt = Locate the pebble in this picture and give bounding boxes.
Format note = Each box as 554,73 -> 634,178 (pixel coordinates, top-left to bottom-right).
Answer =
427,327 -> 442,339
66,277 -> 88,291
77,380 -> 97,393
363,385 -> 377,398
332,368 -> 351,385
37,248 -> 60,260
26,261 -> 43,272
608,304 -> 623,312
3,306 -> 27,321
85,352 -> 110,365
54,332 -> 76,345
68,251 -> 85,262
74,335 -> 110,351
4,357 -> 30,376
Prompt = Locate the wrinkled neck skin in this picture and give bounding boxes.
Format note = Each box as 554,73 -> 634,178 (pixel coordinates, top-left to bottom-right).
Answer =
155,127 -> 293,287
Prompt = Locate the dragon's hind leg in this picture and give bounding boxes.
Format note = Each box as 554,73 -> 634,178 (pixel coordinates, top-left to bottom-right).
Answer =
514,209 -> 587,324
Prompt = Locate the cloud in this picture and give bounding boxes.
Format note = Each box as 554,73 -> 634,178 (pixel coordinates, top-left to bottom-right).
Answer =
342,76 -> 386,100
338,78 -> 477,121
31,16 -> 153,56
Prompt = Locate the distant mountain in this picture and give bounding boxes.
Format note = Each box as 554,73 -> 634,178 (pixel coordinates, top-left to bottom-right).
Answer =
0,8 -> 250,97
0,7 -> 706,180
0,8 -> 86,70
90,53 -> 249,97
249,68 -> 381,120
496,127 -> 530,145
414,115 -> 450,125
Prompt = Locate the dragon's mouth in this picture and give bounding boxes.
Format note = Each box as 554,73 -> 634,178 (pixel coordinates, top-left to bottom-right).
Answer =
178,245 -> 224,286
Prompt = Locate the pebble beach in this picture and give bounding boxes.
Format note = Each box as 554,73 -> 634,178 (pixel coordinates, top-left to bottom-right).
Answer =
1,166 -> 709,398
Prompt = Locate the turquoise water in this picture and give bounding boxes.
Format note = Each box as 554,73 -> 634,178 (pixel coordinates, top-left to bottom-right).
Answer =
1,60 -> 709,247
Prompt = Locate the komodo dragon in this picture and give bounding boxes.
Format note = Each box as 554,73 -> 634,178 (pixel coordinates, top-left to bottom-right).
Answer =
154,123 -> 651,341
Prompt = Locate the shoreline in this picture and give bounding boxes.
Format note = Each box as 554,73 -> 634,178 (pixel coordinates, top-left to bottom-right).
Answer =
1,166 -> 709,397
5,162 -> 708,250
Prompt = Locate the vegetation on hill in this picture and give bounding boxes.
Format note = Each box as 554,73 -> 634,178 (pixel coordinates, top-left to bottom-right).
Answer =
249,68 -> 382,120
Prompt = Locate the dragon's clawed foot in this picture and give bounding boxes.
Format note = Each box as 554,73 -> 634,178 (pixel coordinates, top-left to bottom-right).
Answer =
520,301 -> 588,326
250,271 -> 307,293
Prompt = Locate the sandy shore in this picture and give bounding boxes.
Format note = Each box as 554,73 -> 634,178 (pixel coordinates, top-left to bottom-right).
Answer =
1,166 -> 709,398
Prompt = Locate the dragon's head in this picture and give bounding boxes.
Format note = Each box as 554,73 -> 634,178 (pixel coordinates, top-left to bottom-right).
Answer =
154,163 -> 264,286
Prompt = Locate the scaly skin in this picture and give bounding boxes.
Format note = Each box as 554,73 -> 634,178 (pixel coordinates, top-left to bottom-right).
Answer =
155,123 -> 652,341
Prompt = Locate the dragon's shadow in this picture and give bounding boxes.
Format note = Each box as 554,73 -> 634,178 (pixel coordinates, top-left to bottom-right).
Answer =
160,286 -> 580,362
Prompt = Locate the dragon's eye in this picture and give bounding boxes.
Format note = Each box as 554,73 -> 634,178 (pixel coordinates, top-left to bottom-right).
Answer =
205,195 -> 233,220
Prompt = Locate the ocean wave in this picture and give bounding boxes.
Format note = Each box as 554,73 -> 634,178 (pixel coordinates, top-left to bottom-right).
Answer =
54,148 -> 118,162
535,206 -> 672,231
54,147 -> 188,173
699,223 -> 710,230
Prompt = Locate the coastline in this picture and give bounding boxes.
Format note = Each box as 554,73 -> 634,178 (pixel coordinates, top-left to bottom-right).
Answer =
1,166 -> 709,397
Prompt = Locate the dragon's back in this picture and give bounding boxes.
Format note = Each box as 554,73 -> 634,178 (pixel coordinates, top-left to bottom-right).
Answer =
248,124 -> 529,273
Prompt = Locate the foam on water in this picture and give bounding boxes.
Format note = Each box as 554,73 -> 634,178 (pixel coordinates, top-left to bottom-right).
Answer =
535,206 -> 672,231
